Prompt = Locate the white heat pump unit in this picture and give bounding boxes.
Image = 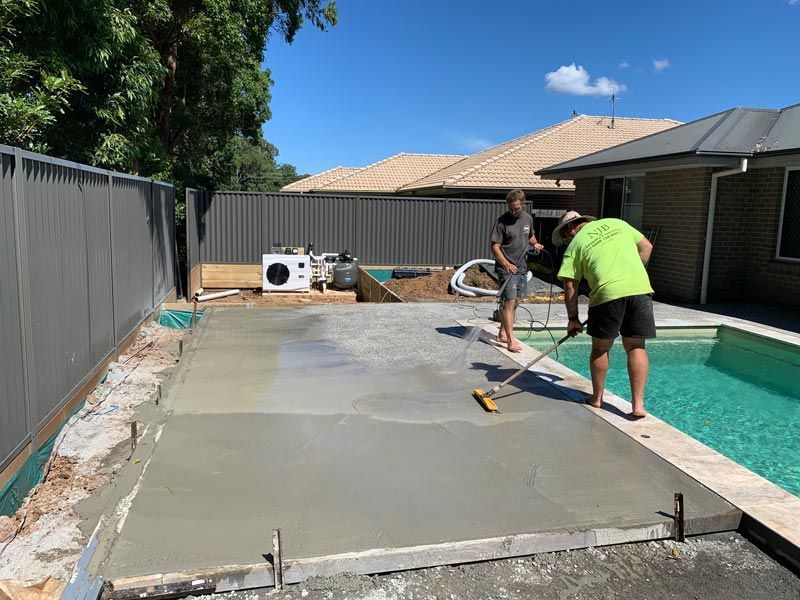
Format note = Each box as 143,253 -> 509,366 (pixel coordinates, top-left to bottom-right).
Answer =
262,254 -> 311,292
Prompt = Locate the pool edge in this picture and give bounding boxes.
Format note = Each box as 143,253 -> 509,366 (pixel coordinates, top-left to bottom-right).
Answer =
463,318 -> 800,571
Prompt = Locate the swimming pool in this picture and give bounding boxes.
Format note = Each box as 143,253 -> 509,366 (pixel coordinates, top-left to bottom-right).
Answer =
366,269 -> 394,283
520,326 -> 800,498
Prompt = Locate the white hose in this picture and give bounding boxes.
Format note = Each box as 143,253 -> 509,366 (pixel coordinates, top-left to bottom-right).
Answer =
450,259 -> 497,297
450,258 -> 533,297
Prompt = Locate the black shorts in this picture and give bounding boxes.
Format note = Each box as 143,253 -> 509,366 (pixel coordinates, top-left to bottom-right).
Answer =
587,294 -> 656,340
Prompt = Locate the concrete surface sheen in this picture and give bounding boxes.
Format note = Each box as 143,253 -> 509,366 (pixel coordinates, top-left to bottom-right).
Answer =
103,307 -> 735,580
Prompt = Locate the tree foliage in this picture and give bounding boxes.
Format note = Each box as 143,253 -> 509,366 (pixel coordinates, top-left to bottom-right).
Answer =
0,0 -> 336,188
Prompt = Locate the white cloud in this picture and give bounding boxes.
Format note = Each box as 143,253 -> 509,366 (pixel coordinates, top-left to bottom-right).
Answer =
653,58 -> 670,73
544,64 -> 627,97
454,135 -> 494,152
619,61 -> 630,69
790,0 -> 798,6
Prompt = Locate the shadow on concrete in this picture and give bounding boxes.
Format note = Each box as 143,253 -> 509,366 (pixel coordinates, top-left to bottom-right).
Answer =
435,325 -> 485,339
469,362 -> 573,404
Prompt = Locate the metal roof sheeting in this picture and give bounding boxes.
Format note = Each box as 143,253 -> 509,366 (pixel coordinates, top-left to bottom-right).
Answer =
539,104 -> 800,176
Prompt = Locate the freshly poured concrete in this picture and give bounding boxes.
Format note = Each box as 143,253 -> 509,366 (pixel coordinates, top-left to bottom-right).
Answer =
102,306 -> 737,580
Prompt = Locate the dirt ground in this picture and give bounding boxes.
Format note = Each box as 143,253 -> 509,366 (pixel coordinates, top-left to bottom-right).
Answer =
0,322 -> 185,589
384,267 -> 565,303
196,288 -> 357,306
213,533 -> 800,600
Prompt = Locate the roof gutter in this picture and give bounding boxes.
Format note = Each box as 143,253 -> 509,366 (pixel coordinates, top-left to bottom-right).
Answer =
700,158 -> 748,305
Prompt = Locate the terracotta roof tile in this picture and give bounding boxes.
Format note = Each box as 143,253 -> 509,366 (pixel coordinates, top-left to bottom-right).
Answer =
316,153 -> 467,193
400,115 -> 681,192
281,166 -> 360,192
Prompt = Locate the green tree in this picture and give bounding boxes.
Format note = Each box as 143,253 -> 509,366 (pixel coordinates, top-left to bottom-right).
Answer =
219,136 -> 305,192
0,0 -> 336,185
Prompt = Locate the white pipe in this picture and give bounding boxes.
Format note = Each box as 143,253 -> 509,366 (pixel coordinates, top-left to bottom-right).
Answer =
700,158 -> 747,304
457,272 -> 498,296
450,259 -> 492,297
453,272 -> 477,297
196,289 -> 240,302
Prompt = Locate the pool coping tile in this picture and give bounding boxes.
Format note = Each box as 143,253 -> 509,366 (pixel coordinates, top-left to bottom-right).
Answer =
459,314 -> 800,553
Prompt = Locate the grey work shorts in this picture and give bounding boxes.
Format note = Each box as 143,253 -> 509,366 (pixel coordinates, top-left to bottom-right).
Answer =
587,294 -> 656,340
498,270 -> 528,301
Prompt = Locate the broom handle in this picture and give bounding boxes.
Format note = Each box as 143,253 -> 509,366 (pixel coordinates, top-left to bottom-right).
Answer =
491,320 -> 587,393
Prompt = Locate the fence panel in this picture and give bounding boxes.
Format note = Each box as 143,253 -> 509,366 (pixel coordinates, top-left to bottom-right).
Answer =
0,145 -> 176,494
261,193 -> 358,256
153,182 -> 176,302
83,171 -> 115,365
442,198 -> 506,265
190,192 -> 513,267
23,159 -> 70,426
0,154 -> 27,467
200,192 -> 262,263
111,177 -> 154,342
355,196 -> 445,265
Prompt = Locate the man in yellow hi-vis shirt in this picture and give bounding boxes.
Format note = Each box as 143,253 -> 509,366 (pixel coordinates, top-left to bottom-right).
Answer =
553,210 -> 654,419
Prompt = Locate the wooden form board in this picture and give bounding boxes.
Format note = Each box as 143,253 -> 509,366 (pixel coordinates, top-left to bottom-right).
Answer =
202,264 -> 262,289
104,517 -> 743,599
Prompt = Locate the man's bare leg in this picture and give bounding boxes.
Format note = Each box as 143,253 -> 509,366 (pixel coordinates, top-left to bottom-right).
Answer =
588,337 -> 613,407
499,299 -> 522,351
622,337 -> 648,417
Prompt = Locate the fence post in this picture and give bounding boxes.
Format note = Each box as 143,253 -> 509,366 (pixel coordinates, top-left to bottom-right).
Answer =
11,148 -> 37,452
440,198 -> 449,269
150,179 -> 156,310
107,172 -> 117,346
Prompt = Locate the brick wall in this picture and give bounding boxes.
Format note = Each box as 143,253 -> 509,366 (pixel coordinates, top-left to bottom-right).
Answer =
570,167 -> 800,308
572,178 -> 603,215
740,168 -> 800,308
642,168 -> 713,302
707,171 -> 753,300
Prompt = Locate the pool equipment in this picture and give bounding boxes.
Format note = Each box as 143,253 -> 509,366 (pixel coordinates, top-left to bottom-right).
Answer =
307,244 -> 359,292
262,254 -> 311,292
332,251 -> 358,289
472,321 -> 587,413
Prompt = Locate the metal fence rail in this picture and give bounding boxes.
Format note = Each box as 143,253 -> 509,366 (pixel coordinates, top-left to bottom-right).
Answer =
0,145 -> 177,478
186,191 -> 508,276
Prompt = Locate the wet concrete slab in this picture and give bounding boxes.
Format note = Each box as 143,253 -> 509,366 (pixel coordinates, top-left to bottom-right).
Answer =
102,307 -> 738,582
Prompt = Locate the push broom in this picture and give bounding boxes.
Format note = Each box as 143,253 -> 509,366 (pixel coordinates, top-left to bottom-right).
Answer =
472,320 -> 587,413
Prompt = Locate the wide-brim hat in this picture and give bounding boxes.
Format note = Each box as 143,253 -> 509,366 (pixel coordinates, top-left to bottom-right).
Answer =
552,210 -> 597,246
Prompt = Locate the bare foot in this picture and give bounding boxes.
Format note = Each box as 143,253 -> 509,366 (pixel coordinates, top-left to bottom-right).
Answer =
629,410 -> 647,420
497,333 -> 508,343
507,343 -> 523,353
585,394 -> 602,408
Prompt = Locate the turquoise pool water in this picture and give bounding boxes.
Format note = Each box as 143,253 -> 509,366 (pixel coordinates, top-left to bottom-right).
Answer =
521,327 -> 800,497
366,269 -> 394,283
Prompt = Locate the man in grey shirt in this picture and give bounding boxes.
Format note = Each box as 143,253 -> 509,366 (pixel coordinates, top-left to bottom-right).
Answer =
490,189 -> 543,352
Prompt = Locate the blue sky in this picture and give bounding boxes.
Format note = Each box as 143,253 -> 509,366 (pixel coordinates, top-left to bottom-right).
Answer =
263,0 -> 800,175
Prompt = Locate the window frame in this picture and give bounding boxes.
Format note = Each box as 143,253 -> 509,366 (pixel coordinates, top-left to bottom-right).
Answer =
776,166 -> 800,263
601,174 -> 645,228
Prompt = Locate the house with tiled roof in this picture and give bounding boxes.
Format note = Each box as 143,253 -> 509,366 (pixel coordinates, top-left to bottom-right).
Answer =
282,115 -> 679,216
281,166 -> 360,192
537,104 -> 800,308
398,115 -> 679,206
284,153 -> 467,194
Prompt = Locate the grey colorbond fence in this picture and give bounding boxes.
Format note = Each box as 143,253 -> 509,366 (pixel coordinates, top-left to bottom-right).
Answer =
0,145 -> 177,477
186,191 -> 507,273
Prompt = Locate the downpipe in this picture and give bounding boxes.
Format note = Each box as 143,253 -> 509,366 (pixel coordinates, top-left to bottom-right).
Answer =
700,158 -> 747,305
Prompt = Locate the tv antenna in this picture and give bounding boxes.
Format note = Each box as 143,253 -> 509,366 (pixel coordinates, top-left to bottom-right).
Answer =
609,94 -> 618,128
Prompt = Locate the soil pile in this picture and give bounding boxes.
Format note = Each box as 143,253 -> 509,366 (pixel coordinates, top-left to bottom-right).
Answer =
385,268 -> 564,303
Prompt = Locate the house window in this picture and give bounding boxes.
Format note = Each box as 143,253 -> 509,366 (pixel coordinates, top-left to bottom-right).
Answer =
777,168 -> 800,261
602,176 -> 645,230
